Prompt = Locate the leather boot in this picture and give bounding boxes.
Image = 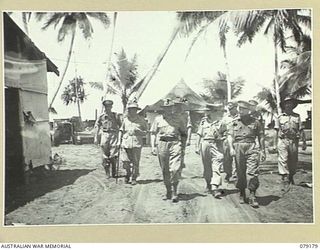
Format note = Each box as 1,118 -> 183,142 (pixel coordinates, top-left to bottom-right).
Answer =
249,191 -> 259,208
239,189 -> 246,204
281,175 -> 290,193
205,182 -> 212,194
172,183 -> 179,203
212,185 -> 222,199
111,160 -> 117,178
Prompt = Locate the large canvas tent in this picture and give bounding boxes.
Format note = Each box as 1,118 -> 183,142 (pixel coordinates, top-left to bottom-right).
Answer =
144,79 -> 212,112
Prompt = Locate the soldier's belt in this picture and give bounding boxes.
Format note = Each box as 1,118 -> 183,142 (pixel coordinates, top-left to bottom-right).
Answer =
159,136 -> 179,142
102,129 -> 118,133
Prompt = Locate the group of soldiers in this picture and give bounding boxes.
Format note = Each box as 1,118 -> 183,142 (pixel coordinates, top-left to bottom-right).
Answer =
94,95 -> 307,208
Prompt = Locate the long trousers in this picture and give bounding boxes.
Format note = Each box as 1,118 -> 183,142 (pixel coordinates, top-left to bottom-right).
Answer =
234,142 -> 260,191
157,140 -> 182,186
200,140 -> 223,187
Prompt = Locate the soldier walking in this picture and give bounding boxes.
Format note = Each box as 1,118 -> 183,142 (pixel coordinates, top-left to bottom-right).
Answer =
195,107 -> 226,198
94,100 -> 121,178
117,101 -> 148,185
227,101 -> 266,208
274,97 -> 307,191
221,102 -> 239,182
150,98 -> 191,202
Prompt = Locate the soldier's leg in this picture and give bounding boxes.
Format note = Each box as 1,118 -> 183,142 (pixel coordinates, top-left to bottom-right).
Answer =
169,141 -> 182,202
234,143 -> 247,203
131,147 -> 142,185
223,140 -> 233,180
200,141 -> 213,192
246,144 -> 260,208
109,133 -> 119,178
210,142 -> 223,198
278,138 -> 290,191
157,141 -> 171,199
100,133 -> 111,178
288,140 -> 299,184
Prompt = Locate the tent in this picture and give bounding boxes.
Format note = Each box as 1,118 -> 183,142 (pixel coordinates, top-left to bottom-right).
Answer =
143,79 -> 220,112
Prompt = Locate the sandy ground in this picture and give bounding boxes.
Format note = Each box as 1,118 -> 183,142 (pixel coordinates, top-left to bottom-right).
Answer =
5,142 -> 313,225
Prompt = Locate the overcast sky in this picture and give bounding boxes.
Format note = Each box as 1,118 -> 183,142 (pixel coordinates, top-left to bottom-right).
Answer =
9,10 -> 311,120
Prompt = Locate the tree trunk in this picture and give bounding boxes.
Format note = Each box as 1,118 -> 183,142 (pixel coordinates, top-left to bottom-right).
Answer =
223,45 -> 232,102
22,12 -> 29,34
274,26 -> 282,115
103,12 -> 118,100
77,99 -> 82,121
133,23 -> 180,100
49,28 -> 76,110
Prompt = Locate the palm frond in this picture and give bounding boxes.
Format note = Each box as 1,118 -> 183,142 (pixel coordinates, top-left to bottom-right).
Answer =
86,12 -> 111,28
57,15 -> 76,42
89,81 -> 104,90
77,13 -> 94,39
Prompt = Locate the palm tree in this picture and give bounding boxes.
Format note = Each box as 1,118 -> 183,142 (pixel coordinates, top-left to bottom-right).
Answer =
230,9 -> 310,114
61,76 -> 87,120
90,49 -> 139,112
35,12 -> 110,111
177,11 -> 234,101
200,71 -> 244,105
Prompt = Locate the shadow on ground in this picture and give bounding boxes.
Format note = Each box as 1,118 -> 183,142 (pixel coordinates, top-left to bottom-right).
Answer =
5,167 -> 94,214
178,192 -> 207,201
137,179 -> 163,185
256,195 -> 281,206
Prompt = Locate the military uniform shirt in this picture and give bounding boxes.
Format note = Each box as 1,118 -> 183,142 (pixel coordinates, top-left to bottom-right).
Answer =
227,116 -> 263,143
275,113 -> 302,139
120,115 -> 148,148
150,114 -> 188,139
95,112 -> 120,132
197,119 -> 226,140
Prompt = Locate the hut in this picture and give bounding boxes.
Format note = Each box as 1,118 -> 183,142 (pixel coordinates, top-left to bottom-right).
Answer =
4,13 -> 59,187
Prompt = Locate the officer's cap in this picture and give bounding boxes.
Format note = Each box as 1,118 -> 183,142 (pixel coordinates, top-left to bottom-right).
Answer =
227,101 -> 238,110
127,102 -> 141,110
102,99 -> 113,106
237,100 -> 254,110
161,98 -> 175,107
248,99 -> 259,106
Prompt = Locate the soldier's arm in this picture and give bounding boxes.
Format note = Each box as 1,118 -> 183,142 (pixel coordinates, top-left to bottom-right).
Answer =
299,116 -> 307,150
117,120 -> 125,147
226,122 -> 235,156
195,124 -> 203,154
257,120 -> 266,161
273,115 -> 280,149
150,118 -> 159,155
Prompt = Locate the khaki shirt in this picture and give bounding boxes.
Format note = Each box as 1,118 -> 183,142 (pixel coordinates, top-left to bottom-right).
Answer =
197,119 -> 226,140
95,112 -> 120,133
150,114 -> 188,140
275,113 -> 302,139
227,116 -> 263,143
120,115 -> 148,148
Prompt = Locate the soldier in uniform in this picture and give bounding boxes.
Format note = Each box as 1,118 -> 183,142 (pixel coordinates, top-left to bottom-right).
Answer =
221,101 -> 239,182
173,97 -> 192,169
227,101 -> 266,208
94,100 -> 121,178
248,99 -> 265,129
195,107 -> 226,198
274,97 -> 307,191
117,101 -> 148,185
150,98 -> 191,202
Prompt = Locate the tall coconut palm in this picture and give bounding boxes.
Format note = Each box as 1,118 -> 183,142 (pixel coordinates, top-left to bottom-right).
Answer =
230,9 -> 310,114
35,12 -> 110,111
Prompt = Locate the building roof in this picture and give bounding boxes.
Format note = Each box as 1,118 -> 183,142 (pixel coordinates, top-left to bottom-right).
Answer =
3,13 -> 59,76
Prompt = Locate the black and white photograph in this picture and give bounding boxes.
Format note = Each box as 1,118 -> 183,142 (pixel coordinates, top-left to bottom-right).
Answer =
3,9 -> 313,226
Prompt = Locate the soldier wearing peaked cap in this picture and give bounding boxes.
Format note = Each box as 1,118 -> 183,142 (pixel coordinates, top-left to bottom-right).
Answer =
221,101 -> 239,182
227,100 -> 266,208
274,96 -> 307,192
248,99 -> 265,127
150,98 -> 191,202
94,99 -> 121,178
117,101 -> 148,185
195,107 -> 226,198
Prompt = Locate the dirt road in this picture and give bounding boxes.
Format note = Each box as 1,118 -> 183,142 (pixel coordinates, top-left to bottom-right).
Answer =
5,144 -> 313,225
